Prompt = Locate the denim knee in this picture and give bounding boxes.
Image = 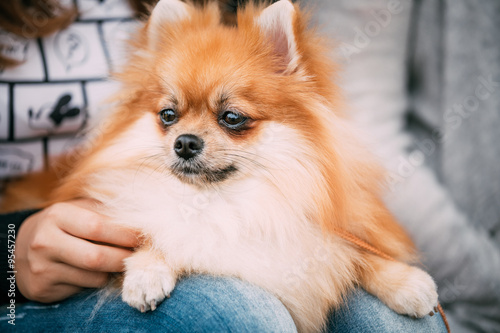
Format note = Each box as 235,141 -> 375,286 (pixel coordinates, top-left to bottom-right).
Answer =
163,275 -> 297,332
325,289 -> 448,333
2,275 -> 297,333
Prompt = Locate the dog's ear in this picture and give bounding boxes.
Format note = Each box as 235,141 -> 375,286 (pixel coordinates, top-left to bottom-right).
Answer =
256,0 -> 299,74
147,0 -> 191,49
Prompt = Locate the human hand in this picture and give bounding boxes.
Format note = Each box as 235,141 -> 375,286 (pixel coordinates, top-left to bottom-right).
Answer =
15,199 -> 140,303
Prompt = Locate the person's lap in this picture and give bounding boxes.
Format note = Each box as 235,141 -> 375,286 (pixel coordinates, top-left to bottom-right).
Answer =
326,288 -> 447,333
1,275 -> 446,332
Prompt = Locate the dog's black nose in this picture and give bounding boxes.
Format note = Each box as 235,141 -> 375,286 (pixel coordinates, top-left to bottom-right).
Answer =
174,134 -> 204,160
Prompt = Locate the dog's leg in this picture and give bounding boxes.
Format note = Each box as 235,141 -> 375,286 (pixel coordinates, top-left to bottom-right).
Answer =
122,243 -> 177,312
359,255 -> 438,318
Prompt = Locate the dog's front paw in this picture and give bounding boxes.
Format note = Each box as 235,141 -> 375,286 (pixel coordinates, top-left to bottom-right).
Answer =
385,266 -> 438,318
122,252 -> 177,312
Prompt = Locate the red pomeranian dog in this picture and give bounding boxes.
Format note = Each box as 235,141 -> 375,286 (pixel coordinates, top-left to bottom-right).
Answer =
3,1 -> 439,331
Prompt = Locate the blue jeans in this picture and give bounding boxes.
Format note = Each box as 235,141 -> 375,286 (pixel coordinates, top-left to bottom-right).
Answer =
1,275 -> 447,332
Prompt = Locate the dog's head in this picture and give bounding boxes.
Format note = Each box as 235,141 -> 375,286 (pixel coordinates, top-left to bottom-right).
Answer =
106,0 -> 343,188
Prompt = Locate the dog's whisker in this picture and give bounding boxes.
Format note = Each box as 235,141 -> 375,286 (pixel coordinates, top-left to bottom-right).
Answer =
216,148 -> 281,170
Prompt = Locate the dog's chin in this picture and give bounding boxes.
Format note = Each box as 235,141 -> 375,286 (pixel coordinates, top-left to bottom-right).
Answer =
171,161 -> 238,185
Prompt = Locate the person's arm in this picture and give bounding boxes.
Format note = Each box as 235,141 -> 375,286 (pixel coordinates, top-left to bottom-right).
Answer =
1,200 -> 140,305
313,0 -> 500,331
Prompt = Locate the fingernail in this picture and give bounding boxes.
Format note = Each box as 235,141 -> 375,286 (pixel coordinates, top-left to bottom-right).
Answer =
434,306 -> 438,313
151,300 -> 156,311
429,311 -> 434,316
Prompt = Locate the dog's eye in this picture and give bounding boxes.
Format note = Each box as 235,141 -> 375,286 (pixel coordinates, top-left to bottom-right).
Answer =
159,109 -> 177,126
220,111 -> 247,129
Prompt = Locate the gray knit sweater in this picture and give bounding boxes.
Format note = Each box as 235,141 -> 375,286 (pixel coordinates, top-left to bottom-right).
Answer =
310,0 -> 500,331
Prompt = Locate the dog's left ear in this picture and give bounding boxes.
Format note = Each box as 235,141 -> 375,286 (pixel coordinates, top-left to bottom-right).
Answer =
256,0 -> 299,74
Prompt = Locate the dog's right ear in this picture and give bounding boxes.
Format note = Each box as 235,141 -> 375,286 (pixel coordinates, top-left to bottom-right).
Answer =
147,0 -> 191,49
255,0 -> 299,75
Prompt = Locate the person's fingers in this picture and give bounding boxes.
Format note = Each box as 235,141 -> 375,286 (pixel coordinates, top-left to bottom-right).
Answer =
45,285 -> 84,303
50,228 -> 134,272
18,273 -> 84,304
48,201 -> 141,248
53,262 -> 110,288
